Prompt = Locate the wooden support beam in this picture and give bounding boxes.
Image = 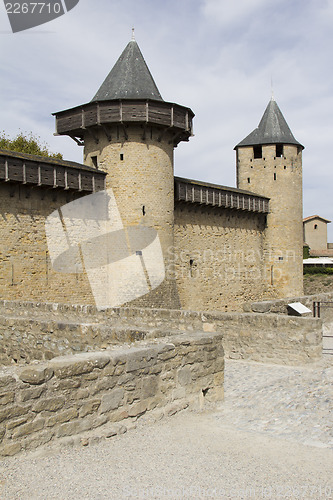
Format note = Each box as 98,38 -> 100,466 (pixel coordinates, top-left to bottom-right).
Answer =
5,159 -> 9,182
53,167 -> 57,188
69,134 -> 84,146
23,163 -> 27,184
37,165 -> 42,186
100,125 -> 111,142
86,128 -> 99,145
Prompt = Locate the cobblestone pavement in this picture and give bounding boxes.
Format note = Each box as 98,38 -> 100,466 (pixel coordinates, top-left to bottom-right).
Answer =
1,356 -> 333,499
212,355 -> 333,449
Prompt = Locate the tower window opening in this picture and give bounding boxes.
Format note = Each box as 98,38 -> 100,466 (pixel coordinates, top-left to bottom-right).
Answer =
314,224 -> 318,230
142,205 -> 146,216
276,144 -> 284,157
189,259 -> 195,278
91,155 -> 98,168
120,153 -> 124,161
284,166 -> 287,169
253,145 -> 262,159
247,178 -> 251,183
274,173 -> 277,180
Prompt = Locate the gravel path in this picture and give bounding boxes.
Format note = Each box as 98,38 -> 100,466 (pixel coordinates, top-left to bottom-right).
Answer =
0,356 -> 332,500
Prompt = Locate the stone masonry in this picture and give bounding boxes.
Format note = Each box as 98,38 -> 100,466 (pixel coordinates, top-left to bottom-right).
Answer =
84,124 -> 179,309
237,143 -> 303,299
0,299 -> 322,367
0,331 -> 224,457
174,204 -> 267,311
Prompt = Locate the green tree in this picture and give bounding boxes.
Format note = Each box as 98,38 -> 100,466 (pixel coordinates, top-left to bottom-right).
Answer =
0,131 -> 63,159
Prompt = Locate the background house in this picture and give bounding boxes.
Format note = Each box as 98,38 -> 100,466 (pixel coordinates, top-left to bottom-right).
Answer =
303,215 -> 333,256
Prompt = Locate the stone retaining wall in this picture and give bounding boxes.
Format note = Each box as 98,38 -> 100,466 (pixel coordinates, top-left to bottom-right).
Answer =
0,299 -> 322,366
0,331 -> 224,456
214,313 -> 321,364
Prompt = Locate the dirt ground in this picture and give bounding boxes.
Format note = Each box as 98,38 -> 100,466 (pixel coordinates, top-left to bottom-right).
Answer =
303,274 -> 333,295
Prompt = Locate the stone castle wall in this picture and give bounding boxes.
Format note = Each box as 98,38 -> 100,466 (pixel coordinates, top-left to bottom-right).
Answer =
0,184 -> 94,305
0,177 -> 274,313
174,204 -> 267,311
0,331 -> 224,457
237,144 -> 303,298
0,139 -> 303,312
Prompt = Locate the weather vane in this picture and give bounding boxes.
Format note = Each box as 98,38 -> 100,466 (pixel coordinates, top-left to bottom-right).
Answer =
132,27 -> 135,41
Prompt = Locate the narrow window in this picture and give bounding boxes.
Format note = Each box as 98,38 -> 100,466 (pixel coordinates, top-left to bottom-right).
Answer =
142,206 -> 146,216
120,153 -> 124,161
278,256 -> 284,261
314,224 -> 318,230
91,156 -> 98,168
284,166 -> 287,170
253,145 -> 262,159
274,173 -> 277,181
247,178 -> 251,184
276,144 -> 284,157
189,259 -> 194,278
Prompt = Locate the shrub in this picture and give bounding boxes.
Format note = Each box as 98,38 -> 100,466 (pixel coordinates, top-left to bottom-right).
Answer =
303,245 -> 310,259
303,266 -> 333,275
0,131 -> 62,159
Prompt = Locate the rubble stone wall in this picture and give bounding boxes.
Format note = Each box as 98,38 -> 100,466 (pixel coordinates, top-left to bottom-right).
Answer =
0,331 -> 224,457
0,300 -> 322,366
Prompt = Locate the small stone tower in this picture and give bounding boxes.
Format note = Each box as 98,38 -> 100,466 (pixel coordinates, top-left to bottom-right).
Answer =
53,36 -> 194,308
235,97 -> 304,298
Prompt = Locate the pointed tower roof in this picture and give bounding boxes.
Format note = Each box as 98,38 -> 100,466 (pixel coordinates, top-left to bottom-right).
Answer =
53,34 -> 194,147
235,98 -> 304,149
91,39 -> 163,102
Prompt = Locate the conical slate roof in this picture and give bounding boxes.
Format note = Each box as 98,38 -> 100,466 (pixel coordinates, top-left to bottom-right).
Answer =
235,98 -> 304,149
91,40 -> 163,102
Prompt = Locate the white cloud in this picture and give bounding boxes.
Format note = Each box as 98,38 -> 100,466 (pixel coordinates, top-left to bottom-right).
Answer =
202,0 -> 268,26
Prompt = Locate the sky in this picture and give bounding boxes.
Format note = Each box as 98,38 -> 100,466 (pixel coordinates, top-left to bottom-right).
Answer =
1,0 -> 333,238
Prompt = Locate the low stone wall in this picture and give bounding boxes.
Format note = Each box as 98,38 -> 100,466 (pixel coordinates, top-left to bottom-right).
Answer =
212,313 -> 322,364
0,299 -> 322,366
243,291 -> 333,318
0,316 -> 99,366
0,331 -> 224,457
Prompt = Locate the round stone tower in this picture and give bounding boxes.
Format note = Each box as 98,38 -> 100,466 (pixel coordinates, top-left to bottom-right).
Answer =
235,97 -> 304,298
53,36 -> 194,308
